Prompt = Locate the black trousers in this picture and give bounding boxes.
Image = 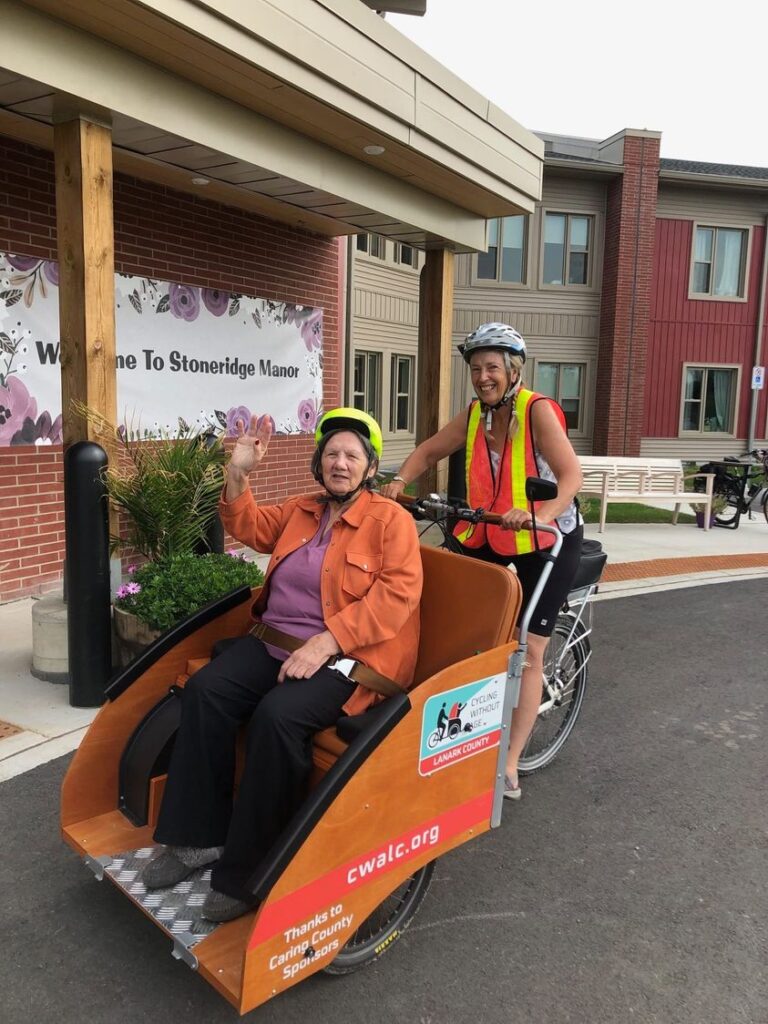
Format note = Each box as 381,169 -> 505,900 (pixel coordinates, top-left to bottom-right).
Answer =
154,635 -> 354,901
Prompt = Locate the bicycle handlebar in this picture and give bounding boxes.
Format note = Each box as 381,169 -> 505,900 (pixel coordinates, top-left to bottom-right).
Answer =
395,492 -> 528,529
393,492 -> 563,648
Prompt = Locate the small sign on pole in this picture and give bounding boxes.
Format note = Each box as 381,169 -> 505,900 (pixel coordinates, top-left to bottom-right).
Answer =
752,365 -> 765,389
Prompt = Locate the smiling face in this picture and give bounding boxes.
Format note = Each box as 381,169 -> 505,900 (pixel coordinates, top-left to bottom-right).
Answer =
469,349 -> 517,406
319,430 -> 376,497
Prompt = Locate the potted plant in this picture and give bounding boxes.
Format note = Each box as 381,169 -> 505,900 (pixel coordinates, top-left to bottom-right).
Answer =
78,408 -> 264,663
113,552 -> 263,663
689,494 -> 727,528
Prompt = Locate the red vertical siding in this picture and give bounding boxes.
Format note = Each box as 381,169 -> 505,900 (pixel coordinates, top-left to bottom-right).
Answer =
645,219 -> 766,437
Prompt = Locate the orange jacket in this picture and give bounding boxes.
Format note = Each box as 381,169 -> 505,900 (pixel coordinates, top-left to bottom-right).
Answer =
219,487 -> 423,716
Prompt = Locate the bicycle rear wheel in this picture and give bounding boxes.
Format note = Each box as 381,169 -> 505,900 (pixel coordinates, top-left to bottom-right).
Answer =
518,613 -> 589,775
324,861 -> 435,974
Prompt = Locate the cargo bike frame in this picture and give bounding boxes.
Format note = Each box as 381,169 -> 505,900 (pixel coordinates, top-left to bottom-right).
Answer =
61,479 -> 563,1014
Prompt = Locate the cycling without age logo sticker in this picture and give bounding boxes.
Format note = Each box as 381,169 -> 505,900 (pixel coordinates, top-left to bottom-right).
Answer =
419,674 -> 505,776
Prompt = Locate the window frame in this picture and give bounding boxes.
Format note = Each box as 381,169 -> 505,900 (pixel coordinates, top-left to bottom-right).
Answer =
532,358 -> 589,437
389,353 -> 416,434
679,362 -> 741,436
688,222 -> 751,303
471,214 -> 530,288
539,210 -> 597,291
356,232 -> 386,261
394,242 -> 419,271
352,349 -> 383,421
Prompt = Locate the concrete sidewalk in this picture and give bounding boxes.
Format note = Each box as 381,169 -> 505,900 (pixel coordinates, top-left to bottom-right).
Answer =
1,515 -> 767,782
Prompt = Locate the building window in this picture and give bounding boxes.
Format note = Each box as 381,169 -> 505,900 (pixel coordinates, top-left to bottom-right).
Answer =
536,362 -> 585,432
543,213 -> 593,286
390,355 -> 415,432
353,351 -> 382,419
682,365 -> 738,433
395,243 -> 418,269
476,215 -> 528,283
356,233 -> 385,259
692,226 -> 748,298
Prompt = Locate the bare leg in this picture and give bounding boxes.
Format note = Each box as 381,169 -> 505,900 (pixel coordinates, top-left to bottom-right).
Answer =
505,631 -> 547,779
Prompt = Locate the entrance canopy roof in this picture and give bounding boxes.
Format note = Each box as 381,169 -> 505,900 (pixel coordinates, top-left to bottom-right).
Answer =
0,0 -> 543,252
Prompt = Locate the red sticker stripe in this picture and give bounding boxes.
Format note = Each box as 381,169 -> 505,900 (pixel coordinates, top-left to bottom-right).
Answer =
419,728 -> 501,775
249,790 -> 493,949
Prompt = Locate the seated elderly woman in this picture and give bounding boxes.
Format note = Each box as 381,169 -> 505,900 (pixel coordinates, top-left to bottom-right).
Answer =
143,407 -> 423,922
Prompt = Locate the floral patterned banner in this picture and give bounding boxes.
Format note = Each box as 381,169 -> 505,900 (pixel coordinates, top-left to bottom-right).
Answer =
0,252 -> 323,446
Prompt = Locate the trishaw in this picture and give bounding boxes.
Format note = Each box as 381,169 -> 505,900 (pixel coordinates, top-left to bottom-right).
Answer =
61,480 -> 591,1014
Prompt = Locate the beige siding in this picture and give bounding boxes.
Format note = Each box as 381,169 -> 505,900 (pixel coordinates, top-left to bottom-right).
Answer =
541,176 -> 608,213
657,183 -> 768,225
452,174 -> 607,448
640,435 -> 766,460
350,243 -> 421,469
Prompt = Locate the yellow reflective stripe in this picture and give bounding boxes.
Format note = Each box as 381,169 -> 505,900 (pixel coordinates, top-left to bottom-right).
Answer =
511,390 -> 534,555
456,402 -> 482,543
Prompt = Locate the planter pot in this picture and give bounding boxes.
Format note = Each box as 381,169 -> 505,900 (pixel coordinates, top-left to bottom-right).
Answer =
694,511 -> 716,529
113,605 -> 162,667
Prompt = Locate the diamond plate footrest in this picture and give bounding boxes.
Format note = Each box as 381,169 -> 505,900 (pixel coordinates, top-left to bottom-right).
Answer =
97,847 -> 222,968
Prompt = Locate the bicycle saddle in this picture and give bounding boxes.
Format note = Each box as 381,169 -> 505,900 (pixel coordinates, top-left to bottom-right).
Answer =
571,539 -> 607,590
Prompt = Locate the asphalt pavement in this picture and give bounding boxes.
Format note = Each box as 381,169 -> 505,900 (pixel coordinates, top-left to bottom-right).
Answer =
2,580 -> 766,1024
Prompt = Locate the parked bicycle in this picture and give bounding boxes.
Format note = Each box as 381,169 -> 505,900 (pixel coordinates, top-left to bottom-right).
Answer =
698,449 -> 768,529
396,490 -> 607,774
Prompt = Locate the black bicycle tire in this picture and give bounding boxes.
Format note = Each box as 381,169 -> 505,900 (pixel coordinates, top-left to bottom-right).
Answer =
518,614 -> 589,775
713,476 -> 743,527
762,491 -> 768,527
324,861 -> 435,975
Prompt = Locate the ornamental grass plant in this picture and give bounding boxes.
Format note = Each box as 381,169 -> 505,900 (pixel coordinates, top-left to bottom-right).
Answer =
114,552 -> 264,632
77,405 -> 227,561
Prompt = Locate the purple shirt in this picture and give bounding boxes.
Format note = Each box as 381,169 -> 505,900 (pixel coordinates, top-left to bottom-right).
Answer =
261,508 -> 332,660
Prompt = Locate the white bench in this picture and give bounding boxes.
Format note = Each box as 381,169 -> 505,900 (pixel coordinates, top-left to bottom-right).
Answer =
579,456 -> 715,533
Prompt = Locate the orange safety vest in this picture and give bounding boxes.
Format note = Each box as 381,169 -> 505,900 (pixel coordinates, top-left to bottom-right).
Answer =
453,390 -> 566,556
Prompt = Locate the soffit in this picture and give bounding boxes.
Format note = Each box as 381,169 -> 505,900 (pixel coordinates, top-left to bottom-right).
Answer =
0,67 -> 484,250
9,0 -> 543,220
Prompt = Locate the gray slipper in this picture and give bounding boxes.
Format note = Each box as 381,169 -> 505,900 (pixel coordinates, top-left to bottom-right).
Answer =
142,845 -> 223,889
202,888 -> 253,923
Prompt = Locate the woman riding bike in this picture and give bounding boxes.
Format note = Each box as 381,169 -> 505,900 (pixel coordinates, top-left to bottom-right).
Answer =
382,322 -> 583,801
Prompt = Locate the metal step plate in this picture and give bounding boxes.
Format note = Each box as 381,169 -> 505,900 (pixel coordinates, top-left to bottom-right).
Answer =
95,847 -> 222,967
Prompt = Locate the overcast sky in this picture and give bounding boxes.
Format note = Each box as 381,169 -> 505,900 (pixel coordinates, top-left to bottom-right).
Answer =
389,0 -> 767,168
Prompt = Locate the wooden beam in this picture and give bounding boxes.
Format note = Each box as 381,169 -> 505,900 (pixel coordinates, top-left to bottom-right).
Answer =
54,116 -> 116,447
416,248 -> 454,494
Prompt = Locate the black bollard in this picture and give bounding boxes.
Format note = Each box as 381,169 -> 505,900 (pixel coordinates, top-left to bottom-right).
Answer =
64,441 -> 112,707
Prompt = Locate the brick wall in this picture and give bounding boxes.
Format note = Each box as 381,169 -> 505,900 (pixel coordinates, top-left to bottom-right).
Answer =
593,135 -> 660,455
0,136 -> 342,602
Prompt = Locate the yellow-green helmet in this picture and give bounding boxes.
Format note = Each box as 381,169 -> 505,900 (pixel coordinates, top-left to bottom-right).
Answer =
315,407 -> 383,460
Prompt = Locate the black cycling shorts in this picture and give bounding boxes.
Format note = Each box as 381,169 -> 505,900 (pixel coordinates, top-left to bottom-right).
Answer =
460,525 -> 583,638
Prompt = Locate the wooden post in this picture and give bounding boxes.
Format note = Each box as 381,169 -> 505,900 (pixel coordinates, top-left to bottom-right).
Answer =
416,248 -> 454,494
54,116 -> 116,447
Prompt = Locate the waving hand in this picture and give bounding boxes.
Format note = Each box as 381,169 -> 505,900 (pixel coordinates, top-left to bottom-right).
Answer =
226,414 -> 273,500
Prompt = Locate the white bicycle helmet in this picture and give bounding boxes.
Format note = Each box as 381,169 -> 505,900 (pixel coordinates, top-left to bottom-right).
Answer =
458,322 -> 527,364
459,323 -> 526,422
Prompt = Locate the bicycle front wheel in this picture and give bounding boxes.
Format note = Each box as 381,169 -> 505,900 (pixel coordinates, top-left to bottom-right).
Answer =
324,861 -> 435,974
518,614 -> 589,775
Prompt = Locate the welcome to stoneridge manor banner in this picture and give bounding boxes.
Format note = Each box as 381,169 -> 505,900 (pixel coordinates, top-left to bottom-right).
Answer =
0,252 -> 324,446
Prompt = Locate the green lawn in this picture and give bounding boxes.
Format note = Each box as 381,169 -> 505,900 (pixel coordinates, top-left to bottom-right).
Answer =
378,473 -> 697,525
580,501 -> 696,525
